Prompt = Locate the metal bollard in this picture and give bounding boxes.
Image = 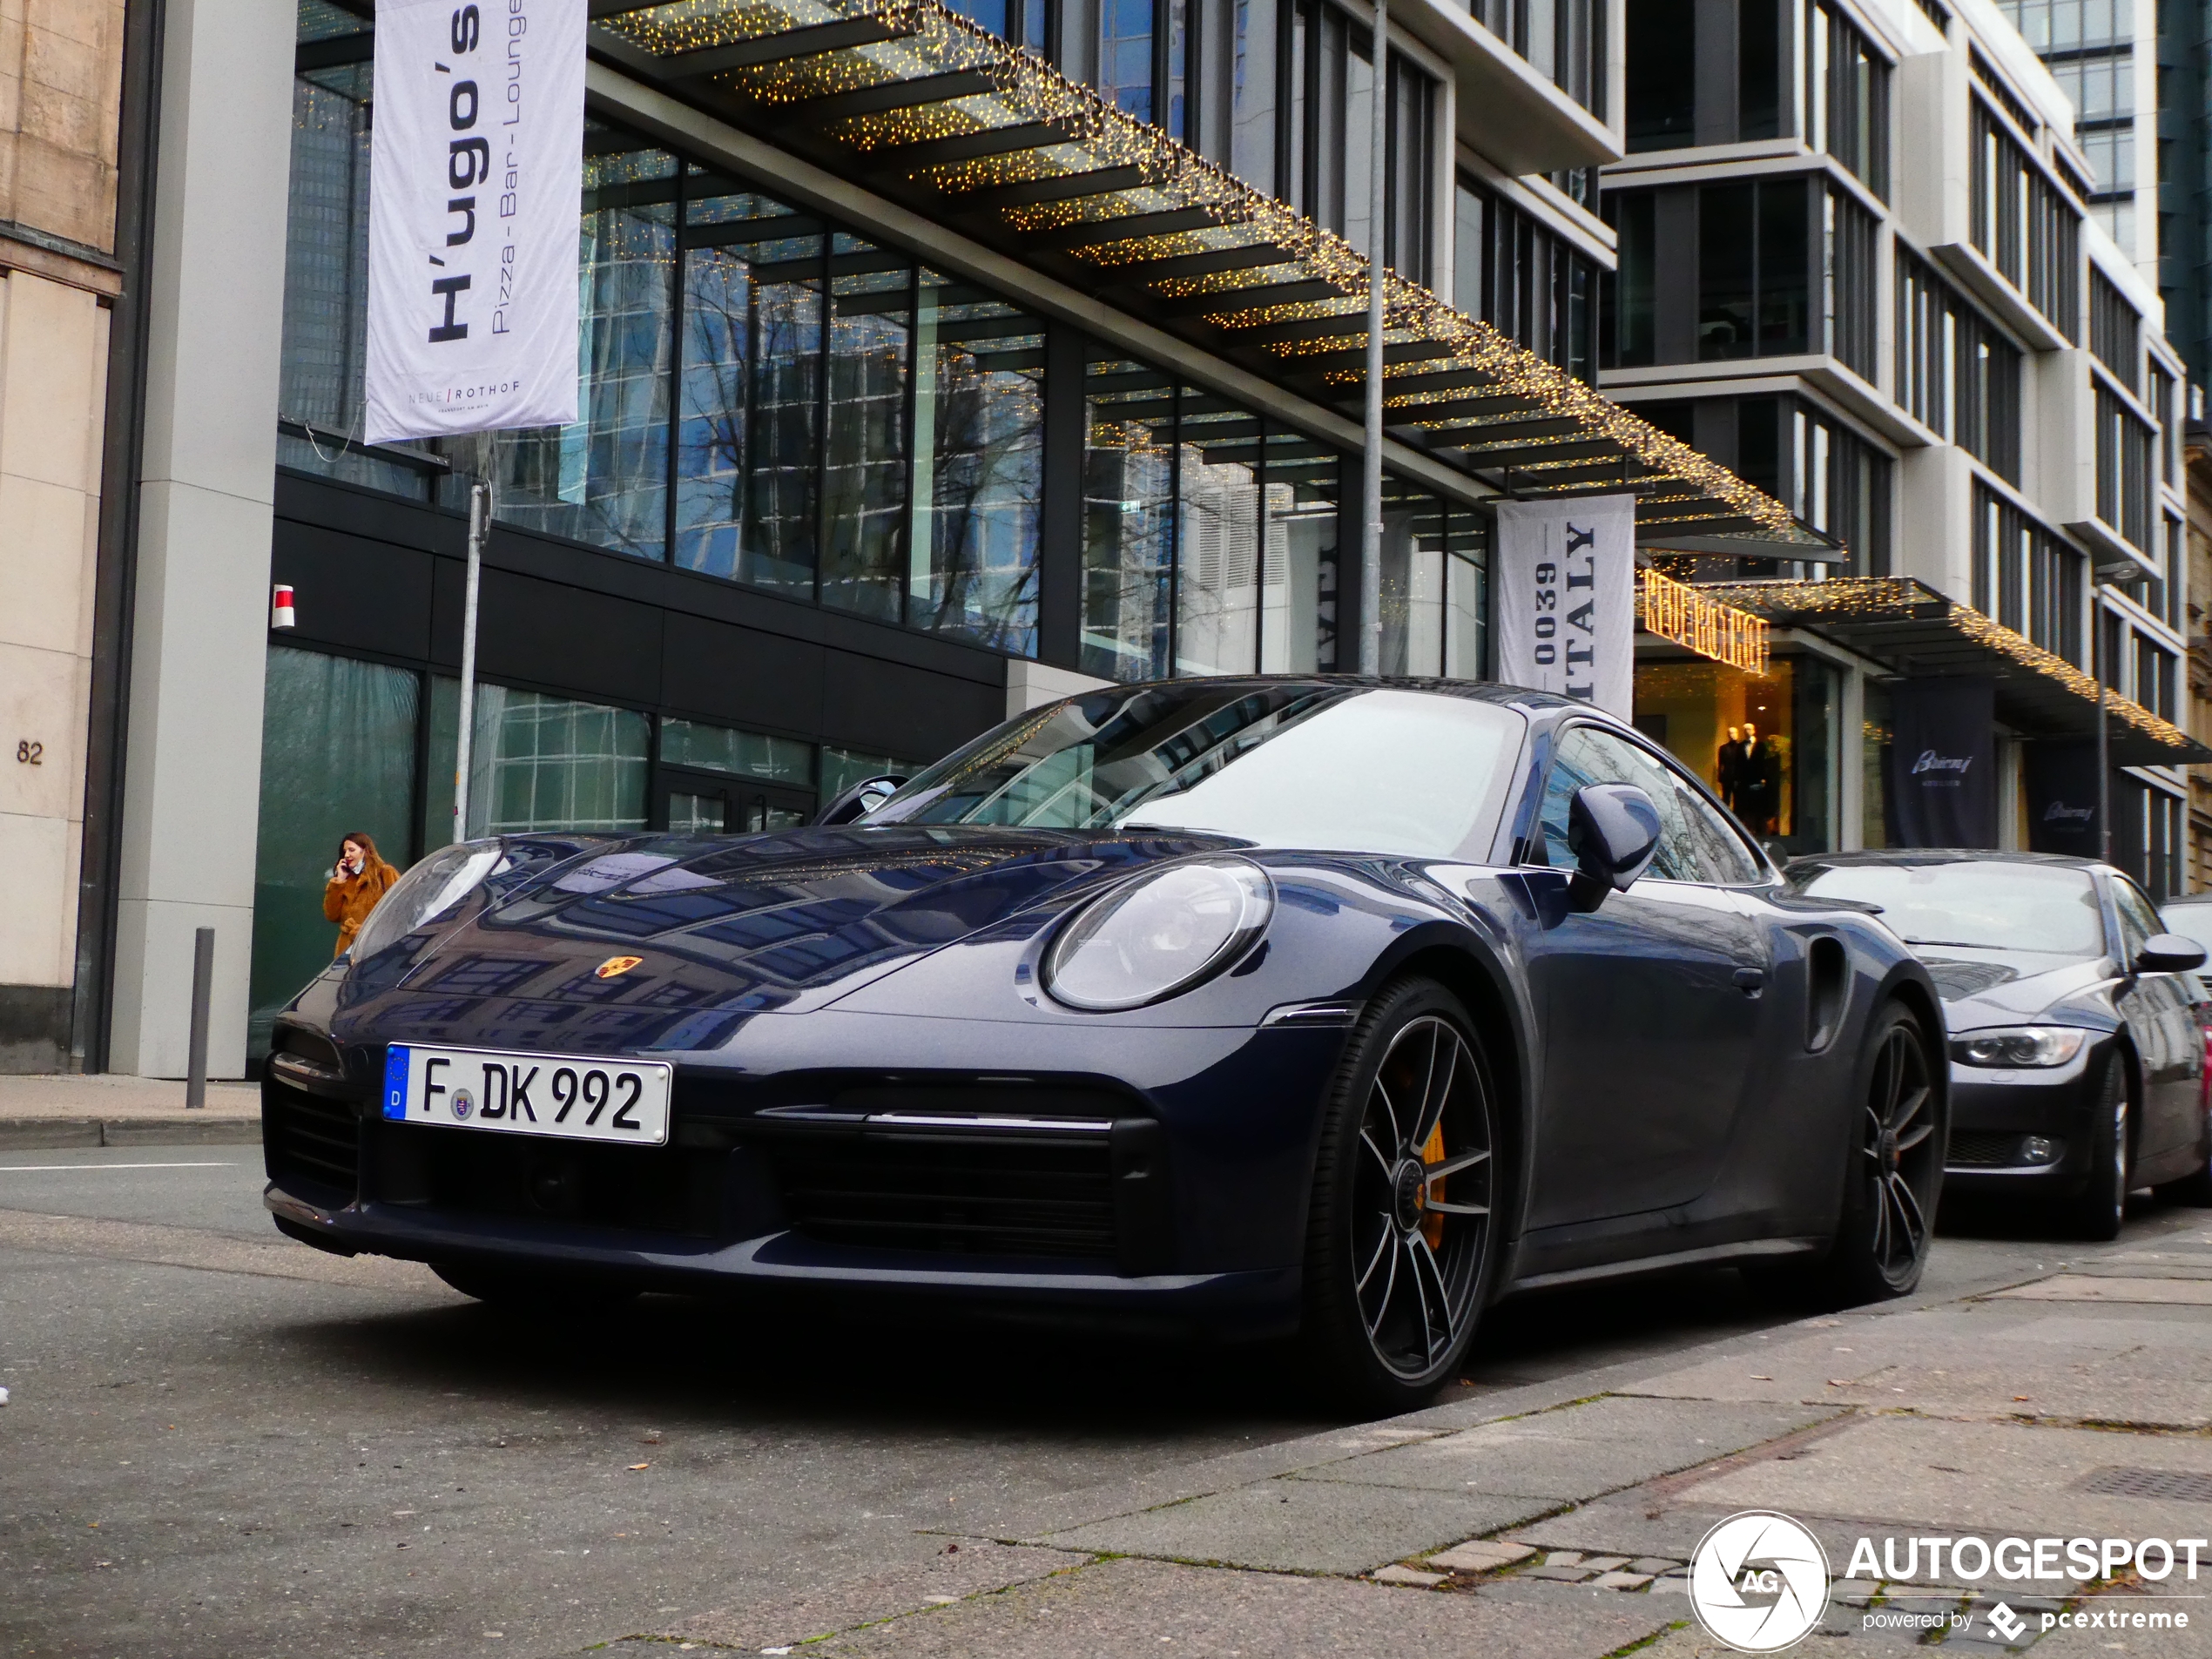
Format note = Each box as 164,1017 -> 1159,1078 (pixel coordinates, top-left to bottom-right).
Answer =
185,927 -> 214,1109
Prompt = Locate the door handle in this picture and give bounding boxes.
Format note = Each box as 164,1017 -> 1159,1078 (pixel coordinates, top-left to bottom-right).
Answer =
1733,967 -> 1766,995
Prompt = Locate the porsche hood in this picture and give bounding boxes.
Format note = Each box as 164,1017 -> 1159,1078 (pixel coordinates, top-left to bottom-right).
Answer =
330,825 -> 1238,1054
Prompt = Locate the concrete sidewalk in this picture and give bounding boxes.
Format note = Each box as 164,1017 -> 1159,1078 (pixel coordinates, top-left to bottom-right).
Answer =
583,1210 -> 2212,1659
0,1071 -> 260,1149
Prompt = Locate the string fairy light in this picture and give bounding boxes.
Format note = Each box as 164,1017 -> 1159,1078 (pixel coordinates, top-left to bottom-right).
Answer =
1695,577 -> 2200,752
592,0 -> 1815,537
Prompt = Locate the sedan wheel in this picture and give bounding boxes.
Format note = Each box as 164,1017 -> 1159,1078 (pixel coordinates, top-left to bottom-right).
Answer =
2061,1055 -> 2130,1240
1302,979 -> 1500,1413
1855,1009 -> 1943,1293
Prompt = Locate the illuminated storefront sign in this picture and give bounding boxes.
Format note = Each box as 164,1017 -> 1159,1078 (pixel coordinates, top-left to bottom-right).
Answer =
1638,566 -> 1770,675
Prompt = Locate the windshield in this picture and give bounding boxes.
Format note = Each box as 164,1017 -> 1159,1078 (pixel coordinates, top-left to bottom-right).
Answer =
1794,861 -> 2107,958
865,683 -> 1525,860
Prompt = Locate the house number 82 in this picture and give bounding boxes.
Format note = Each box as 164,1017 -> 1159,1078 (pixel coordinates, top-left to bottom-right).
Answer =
16,741 -> 41,765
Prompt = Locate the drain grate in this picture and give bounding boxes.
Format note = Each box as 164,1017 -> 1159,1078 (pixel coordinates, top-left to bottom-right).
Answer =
2075,1467 -> 2212,1502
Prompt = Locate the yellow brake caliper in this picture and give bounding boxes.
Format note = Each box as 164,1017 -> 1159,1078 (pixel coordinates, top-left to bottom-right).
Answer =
1420,1120 -> 1447,1250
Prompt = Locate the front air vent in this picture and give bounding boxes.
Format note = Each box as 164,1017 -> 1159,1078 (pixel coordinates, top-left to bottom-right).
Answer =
1805,934 -> 1848,1052
770,1130 -> 1119,1260
1946,1130 -> 2026,1168
264,1088 -> 361,1195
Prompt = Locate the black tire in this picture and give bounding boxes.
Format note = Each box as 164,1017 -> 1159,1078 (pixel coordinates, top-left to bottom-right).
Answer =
2060,1055 -> 2131,1240
1299,978 -> 1503,1415
1750,1001 -> 1943,1306
432,1261 -> 639,1312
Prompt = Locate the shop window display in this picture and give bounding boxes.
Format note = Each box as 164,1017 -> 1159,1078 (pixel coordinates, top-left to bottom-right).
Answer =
1632,655 -> 1838,854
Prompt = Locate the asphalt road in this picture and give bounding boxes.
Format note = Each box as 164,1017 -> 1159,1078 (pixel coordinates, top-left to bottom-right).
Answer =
0,1143 -> 2194,1659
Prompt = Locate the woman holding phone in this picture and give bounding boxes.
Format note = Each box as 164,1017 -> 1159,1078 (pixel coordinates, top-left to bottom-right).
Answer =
323,832 -> 401,958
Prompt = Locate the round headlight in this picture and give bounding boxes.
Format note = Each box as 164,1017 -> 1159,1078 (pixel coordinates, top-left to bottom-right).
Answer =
348,840 -> 505,963
1043,858 -> 1273,1012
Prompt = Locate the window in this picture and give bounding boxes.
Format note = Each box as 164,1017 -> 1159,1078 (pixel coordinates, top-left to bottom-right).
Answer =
1896,247 -> 2021,481
1974,484 -> 2085,660
1602,190 -> 1656,368
1623,0 -> 1694,150
1784,400 -> 1892,573
2095,386 -> 2155,550
1100,0 -> 1190,136
1278,1 -> 1438,281
426,680 -> 651,845
1698,179 -> 1810,359
2150,362 -> 2177,483
250,646 -> 421,1056
2089,268 -> 2141,390
948,0 -> 1054,53
489,130 -> 678,562
1463,176 -> 1598,380
1807,0 -> 1891,197
1998,0 -> 2129,55
660,720 -> 813,787
1471,0 -> 1606,114
909,273 -> 1047,653
1971,98 -> 2082,337
1534,726 -> 1762,885
1082,356 -> 1177,681
1825,185 -> 1879,380
676,182 -> 826,598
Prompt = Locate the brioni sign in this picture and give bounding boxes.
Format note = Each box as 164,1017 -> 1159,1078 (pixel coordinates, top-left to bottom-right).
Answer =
366,0 -> 584,442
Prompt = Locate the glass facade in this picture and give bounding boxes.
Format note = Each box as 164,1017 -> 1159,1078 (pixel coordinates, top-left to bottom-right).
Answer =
248,647 -> 420,1055
279,91 -> 1053,655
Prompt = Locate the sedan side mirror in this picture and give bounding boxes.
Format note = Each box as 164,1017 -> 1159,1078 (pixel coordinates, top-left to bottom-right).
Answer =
815,774 -> 908,826
1567,783 -> 1662,911
2134,933 -> 2208,974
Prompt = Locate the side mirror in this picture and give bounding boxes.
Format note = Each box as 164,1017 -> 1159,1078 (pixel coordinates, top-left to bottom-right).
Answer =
1567,783 -> 1662,910
815,774 -> 908,827
2134,933 -> 2208,974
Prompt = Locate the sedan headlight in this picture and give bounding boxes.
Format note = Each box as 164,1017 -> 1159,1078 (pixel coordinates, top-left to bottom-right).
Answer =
1949,1026 -> 2090,1069
348,840 -> 506,963
1043,858 -> 1273,1011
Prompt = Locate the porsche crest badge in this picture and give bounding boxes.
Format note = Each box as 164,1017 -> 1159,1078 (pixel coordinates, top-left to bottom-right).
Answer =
595,955 -> 644,981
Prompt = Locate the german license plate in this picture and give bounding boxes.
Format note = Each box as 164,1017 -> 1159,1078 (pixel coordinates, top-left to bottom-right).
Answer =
381,1044 -> 671,1146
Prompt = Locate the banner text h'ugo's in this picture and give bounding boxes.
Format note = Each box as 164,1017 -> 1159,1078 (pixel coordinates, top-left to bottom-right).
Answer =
366,0 -> 583,442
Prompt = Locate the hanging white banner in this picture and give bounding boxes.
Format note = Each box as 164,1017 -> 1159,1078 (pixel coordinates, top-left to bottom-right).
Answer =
1494,495 -> 1637,717
365,0 -> 583,442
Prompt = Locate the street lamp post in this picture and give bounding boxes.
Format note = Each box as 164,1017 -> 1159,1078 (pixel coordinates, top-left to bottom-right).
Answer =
1359,0 -> 1389,678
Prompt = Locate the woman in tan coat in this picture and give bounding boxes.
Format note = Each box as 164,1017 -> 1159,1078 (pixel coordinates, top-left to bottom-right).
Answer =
324,832 -> 401,957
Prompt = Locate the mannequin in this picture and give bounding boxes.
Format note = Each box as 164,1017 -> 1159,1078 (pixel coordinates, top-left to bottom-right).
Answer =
1736,721 -> 1781,835
1716,725 -> 1743,810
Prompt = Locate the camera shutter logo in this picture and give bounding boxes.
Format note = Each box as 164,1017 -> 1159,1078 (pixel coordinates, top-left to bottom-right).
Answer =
1690,1511 -> 1831,1651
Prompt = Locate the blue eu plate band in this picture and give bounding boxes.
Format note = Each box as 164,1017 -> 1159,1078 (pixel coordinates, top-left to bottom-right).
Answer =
382,1045 -> 410,1120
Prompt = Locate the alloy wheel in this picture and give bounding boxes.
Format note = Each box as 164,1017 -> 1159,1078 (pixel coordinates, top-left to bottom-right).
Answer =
1861,1018 -> 1939,1288
1349,1015 -> 1494,1379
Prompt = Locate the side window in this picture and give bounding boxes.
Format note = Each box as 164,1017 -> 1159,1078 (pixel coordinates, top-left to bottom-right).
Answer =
2114,879 -> 2160,961
1534,726 -> 1761,887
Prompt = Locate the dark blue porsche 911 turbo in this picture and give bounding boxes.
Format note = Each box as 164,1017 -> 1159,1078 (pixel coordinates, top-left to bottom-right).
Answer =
263,677 -> 1946,1410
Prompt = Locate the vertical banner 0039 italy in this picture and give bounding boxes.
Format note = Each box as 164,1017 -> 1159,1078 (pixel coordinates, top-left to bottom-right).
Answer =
1493,496 -> 1637,717
365,0 -> 584,443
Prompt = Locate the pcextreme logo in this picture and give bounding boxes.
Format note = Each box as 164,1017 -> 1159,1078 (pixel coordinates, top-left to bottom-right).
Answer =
1689,1511 -> 1831,1652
